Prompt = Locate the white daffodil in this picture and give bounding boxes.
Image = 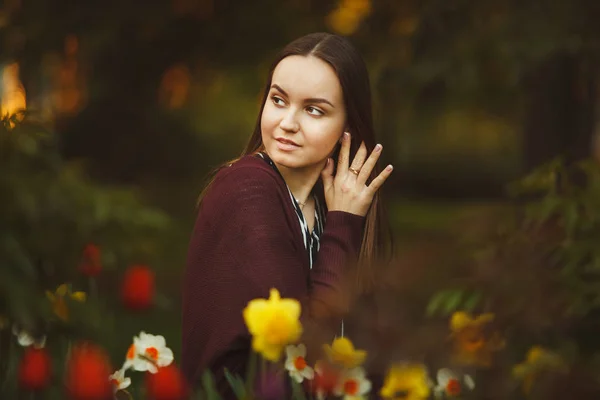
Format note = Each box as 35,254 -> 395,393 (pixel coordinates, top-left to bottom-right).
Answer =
284,344 -> 314,383
109,368 -> 131,393
123,331 -> 174,373
12,325 -> 46,348
434,368 -> 475,398
334,366 -> 372,400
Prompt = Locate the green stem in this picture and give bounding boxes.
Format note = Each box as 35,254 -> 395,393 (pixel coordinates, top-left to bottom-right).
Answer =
245,350 -> 257,396
1,337 -> 14,391
260,356 -> 266,391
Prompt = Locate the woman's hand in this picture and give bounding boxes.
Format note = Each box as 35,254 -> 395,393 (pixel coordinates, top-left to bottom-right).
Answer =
321,132 -> 393,217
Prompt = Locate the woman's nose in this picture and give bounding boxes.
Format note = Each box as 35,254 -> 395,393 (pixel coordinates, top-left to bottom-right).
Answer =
279,110 -> 300,133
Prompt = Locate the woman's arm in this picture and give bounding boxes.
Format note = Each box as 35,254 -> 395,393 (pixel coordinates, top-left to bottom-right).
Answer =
181,163 -> 364,388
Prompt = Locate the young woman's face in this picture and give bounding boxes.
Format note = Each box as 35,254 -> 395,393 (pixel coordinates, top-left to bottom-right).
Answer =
261,55 -> 346,170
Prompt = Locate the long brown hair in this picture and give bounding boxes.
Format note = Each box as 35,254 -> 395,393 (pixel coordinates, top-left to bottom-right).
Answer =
199,32 -> 392,294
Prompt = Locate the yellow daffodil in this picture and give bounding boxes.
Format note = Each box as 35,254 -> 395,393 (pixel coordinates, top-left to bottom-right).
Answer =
243,288 -> 302,362
380,363 -> 431,400
513,346 -> 567,394
323,337 -> 367,369
45,284 -> 86,321
449,311 -> 505,368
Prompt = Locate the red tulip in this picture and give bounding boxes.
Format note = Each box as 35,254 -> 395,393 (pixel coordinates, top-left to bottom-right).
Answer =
121,265 -> 155,310
79,244 -> 102,276
146,364 -> 189,400
19,347 -> 52,390
65,342 -> 112,400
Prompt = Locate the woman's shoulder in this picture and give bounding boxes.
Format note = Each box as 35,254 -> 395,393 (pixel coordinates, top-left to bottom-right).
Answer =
216,154 -> 278,181
209,154 -> 284,197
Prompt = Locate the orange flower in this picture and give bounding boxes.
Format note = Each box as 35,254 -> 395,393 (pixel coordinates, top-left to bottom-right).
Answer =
449,312 -> 505,368
312,360 -> 342,400
146,364 -> 189,400
18,347 -> 52,390
65,342 -> 113,400
79,243 -> 102,276
121,265 -> 155,310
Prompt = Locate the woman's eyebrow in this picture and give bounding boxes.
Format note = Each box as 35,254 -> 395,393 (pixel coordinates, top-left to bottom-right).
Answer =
271,84 -> 335,108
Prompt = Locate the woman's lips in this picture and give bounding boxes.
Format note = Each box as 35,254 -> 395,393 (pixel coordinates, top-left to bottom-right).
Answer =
275,138 -> 300,151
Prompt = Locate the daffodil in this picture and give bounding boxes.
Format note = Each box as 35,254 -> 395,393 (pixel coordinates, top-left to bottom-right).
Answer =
45,284 -> 86,321
12,325 -> 46,348
284,344 -> 314,383
323,337 -> 367,369
334,366 -> 372,400
513,346 -> 567,394
123,331 -> 174,373
380,363 -> 431,400
433,368 -> 474,398
449,311 -> 504,367
109,368 -> 131,393
243,288 -> 302,361
313,360 -> 342,400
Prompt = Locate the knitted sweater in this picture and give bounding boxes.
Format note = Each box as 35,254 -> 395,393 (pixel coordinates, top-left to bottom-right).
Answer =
181,154 -> 365,397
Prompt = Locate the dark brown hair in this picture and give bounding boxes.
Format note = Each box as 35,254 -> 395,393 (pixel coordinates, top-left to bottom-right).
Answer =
199,32 -> 392,293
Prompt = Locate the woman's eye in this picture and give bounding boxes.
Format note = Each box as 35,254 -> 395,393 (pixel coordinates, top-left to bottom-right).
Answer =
306,106 -> 324,116
271,96 -> 285,106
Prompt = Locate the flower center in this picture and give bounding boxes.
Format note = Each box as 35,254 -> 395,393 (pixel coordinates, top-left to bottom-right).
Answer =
294,356 -> 307,370
344,379 -> 359,395
145,347 -> 159,360
264,315 -> 292,345
393,389 -> 410,399
446,379 -> 462,396
126,344 -> 136,360
459,327 -> 486,352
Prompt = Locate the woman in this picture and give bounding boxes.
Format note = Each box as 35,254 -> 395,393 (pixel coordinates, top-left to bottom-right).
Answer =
182,32 -> 393,397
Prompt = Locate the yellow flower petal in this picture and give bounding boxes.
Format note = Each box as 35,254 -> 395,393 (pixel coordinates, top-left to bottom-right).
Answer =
450,312 -> 473,332
380,364 -> 430,400
71,291 -> 87,302
243,300 -> 269,335
473,313 -> 495,325
324,337 -> 367,368
56,284 -> 68,297
526,346 -> 546,363
450,311 -> 495,332
242,288 -> 303,362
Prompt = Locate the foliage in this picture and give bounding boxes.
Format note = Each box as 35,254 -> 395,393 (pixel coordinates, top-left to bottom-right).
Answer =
425,158 -> 600,398
0,112 -> 172,397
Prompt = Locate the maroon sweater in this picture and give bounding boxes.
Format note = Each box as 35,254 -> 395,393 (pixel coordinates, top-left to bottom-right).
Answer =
181,155 -> 364,396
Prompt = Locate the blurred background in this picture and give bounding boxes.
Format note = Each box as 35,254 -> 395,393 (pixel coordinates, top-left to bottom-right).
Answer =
2,0 -> 600,398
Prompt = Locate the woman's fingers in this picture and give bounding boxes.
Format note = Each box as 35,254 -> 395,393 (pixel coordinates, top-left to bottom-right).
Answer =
349,141 -> 367,176
356,143 -> 383,186
365,164 -> 393,196
321,158 -> 334,192
336,132 -> 351,178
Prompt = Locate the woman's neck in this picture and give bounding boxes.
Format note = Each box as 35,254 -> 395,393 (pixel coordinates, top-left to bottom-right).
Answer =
272,160 -> 324,205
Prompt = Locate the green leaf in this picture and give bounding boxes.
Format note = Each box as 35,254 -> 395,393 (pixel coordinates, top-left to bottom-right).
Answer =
443,290 -> 464,315
224,368 -> 246,400
426,290 -> 449,317
463,291 -> 482,312
201,370 -> 223,400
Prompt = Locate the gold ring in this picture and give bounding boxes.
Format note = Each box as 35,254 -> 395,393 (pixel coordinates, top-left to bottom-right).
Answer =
349,167 -> 360,176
